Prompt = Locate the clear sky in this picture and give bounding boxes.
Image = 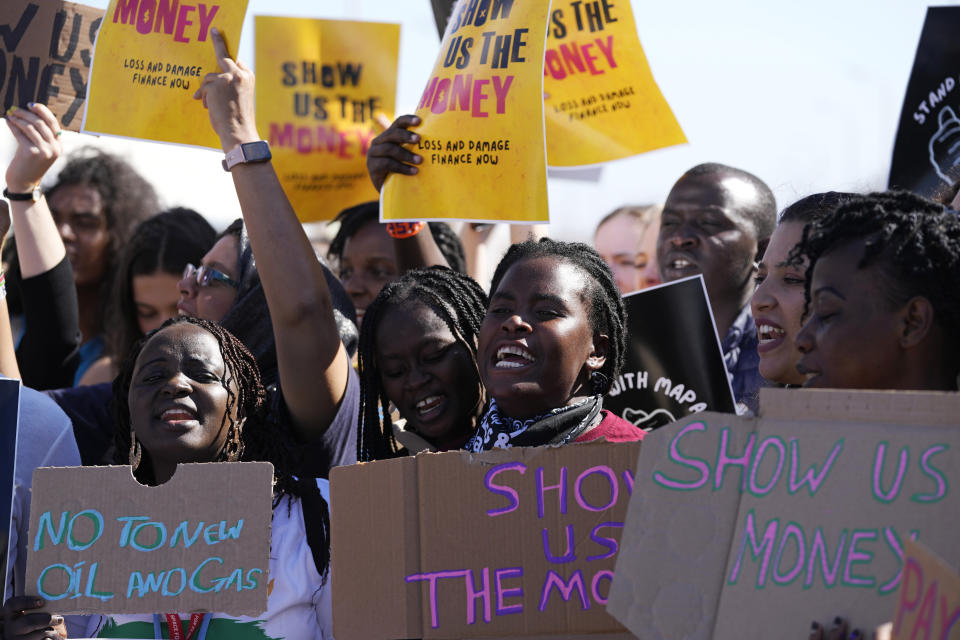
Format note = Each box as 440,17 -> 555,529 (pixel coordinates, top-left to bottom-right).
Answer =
0,0 -> 951,239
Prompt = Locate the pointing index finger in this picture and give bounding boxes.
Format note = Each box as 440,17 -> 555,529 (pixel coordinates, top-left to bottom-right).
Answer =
211,27 -> 238,73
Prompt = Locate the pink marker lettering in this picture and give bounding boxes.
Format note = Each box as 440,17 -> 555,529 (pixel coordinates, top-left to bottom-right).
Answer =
591,570 -> 614,606
652,421 -> 710,490
843,530 -> 877,587
728,510 -> 777,587
715,428 -> 756,492
575,466 -> 618,512
494,567 -> 523,616
772,522 -> 806,584
873,443 -> 909,503
586,522 -> 622,562
748,437 -> 786,496
405,570 -> 470,628
913,444 -> 948,503
788,438 -> 843,496
804,527 -> 847,589
485,462 -> 526,517
539,570 -> 589,612
465,568 -> 491,625
542,525 -> 576,564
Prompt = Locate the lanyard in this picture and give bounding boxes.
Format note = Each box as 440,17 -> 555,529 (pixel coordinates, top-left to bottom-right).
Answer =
152,613 -> 211,640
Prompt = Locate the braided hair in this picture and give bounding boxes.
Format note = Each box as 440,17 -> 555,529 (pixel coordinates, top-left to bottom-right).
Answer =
328,201 -> 467,274
790,190 -> 960,359
356,266 -> 488,462
489,238 -> 627,394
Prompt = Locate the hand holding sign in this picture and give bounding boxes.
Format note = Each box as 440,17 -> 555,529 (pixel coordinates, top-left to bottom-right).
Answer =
4,103 -> 63,193
366,114 -> 423,192
2,595 -> 66,640
193,28 -> 259,154
929,105 -> 960,184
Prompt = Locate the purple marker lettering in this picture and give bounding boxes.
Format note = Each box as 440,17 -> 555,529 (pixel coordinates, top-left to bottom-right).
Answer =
405,570 -> 470,628
715,428 -> 756,492
892,558 -> 922,636
771,522 -> 806,585
872,443 -> 909,503
748,437 -> 786,496
804,527 -> 847,589
494,567 -> 523,616
465,568 -> 491,625
912,445 -> 948,503
652,421 -> 710,490
788,438 -> 843,496
536,465 -> 567,519
541,525 -> 576,564
843,530 -> 877,587
728,510 -> 777,587
591,570 -> 614,605
587,522 -> 622,562
539,570 -> 589,612
575,466 -> 618,512
621,470 -> 635,495
485,462 -> 526,517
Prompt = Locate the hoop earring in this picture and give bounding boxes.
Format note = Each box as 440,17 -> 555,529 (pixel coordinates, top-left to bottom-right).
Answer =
590,370 -> 609,395
128,429 -> 142,471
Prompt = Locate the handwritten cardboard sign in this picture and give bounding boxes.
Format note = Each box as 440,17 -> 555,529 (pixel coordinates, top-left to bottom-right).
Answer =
543,0 -> 685,166
1,1 -> 103,131
607,388 -> 960,639
888,7 -> 960,198
1,379 -> 20,603
892,539 -> 960,640
255,16 -> 399,222
380,0 -> 550,223
25,463 -> 273,615
82,0 -> 248,148
605,276 -> 736,432
330,441 -> 641,639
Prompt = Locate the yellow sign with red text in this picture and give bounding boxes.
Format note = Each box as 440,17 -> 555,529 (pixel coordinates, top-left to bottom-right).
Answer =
381,0 -> 549,223
83,0 -> 248,149
255,17 -> 399,222
544,0 -> 685,166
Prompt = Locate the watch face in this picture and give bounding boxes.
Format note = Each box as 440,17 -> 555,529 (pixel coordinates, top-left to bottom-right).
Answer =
243,141 -> 271,163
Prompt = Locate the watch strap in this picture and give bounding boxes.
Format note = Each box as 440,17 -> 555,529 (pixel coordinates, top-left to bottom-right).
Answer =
3,186 -> 41,202
222,141 -> 272,171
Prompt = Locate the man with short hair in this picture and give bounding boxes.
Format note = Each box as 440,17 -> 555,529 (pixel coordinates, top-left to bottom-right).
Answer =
657,163 -> 777,411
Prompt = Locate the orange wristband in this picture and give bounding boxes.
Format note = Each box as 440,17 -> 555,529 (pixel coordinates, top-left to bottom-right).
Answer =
386,221 -> 426,239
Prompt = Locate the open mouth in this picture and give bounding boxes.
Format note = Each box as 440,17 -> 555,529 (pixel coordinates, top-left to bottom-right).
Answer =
158,406 -> 199,427
495,344 -> 536,369
757,323 -> 786,344
415,394 -> 446,419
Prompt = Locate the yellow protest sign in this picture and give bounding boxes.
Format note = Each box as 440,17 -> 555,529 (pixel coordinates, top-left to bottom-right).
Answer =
255,17 -> 399,222
543,0 -> 685,166
381,0 -> 550,224
892,539 -> 960,640
83,0 -> 248,149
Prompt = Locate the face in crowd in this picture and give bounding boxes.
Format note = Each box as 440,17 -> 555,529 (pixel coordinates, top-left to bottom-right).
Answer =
594,208 -> 661,294
177,233 -> 241,323
339,219 -> 399,327
478,254 -> 609,419
48,184 -> 111,287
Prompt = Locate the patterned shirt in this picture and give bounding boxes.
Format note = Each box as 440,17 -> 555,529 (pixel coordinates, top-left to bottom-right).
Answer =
722,305 -> 763,413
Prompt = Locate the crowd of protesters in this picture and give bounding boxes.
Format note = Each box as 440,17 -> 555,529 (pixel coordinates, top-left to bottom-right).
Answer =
2,26 -> 956,640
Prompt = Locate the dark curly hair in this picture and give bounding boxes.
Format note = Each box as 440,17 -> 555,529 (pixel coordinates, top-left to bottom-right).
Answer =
488,238 -> 627,394
105,208 -> 216,362
789,190 -> 960,361
327,201 -> 467,274
356,266 -> 488,461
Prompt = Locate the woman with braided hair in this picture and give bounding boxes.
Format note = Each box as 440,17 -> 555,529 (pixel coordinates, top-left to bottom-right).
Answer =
466,238 -> 643,450
793,190 -> 960,390
3,316 -> 334,640
357,266 -> 487,460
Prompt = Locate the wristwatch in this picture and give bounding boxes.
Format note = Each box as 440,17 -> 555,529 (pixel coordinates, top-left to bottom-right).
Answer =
222,141 -> 272,171
3,185 -> 42,202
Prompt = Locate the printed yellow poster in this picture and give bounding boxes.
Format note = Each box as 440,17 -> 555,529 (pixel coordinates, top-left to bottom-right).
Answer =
256,17 -> 399,222
381,0 -> 550,223
543,0 -> 685,166
83,0 -> 249,149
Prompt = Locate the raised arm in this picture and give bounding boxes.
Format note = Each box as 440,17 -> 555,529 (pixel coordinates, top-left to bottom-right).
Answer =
4,104 -> 80,389
194,29 -> 350,440
0,201 -> 20,379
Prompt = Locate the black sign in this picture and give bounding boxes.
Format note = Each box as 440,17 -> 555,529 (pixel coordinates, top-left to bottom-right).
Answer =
1,379 -> 20,603
604,276 -> 736,431
889,7 -> 960,198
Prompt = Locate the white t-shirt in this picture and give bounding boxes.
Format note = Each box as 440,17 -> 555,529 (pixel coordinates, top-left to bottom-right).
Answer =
87,480 -> 332,640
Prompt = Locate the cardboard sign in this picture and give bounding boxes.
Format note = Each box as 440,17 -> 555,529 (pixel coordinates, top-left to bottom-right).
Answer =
892,540 -> 960,640
543,0 -> 685,166
380,0 -> 550,223
888,7 -> 960,197
605,276 -> 736,432
330,441 -> 641,640
1,1 -> 103,131
25,462 -> 273,615
255,16 -> 399,222
1,379 -> 20,603
82,0 -> 248,149
607,388 -> 960,639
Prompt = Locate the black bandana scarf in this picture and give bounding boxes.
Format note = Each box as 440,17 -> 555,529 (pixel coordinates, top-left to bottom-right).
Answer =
464,396 -> 603,452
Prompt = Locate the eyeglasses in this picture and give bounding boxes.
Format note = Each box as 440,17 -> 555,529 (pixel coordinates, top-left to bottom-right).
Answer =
182,263 -> 240,289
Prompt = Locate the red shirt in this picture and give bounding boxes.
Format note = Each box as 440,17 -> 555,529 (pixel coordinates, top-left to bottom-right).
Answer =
575,410 -> 645,443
